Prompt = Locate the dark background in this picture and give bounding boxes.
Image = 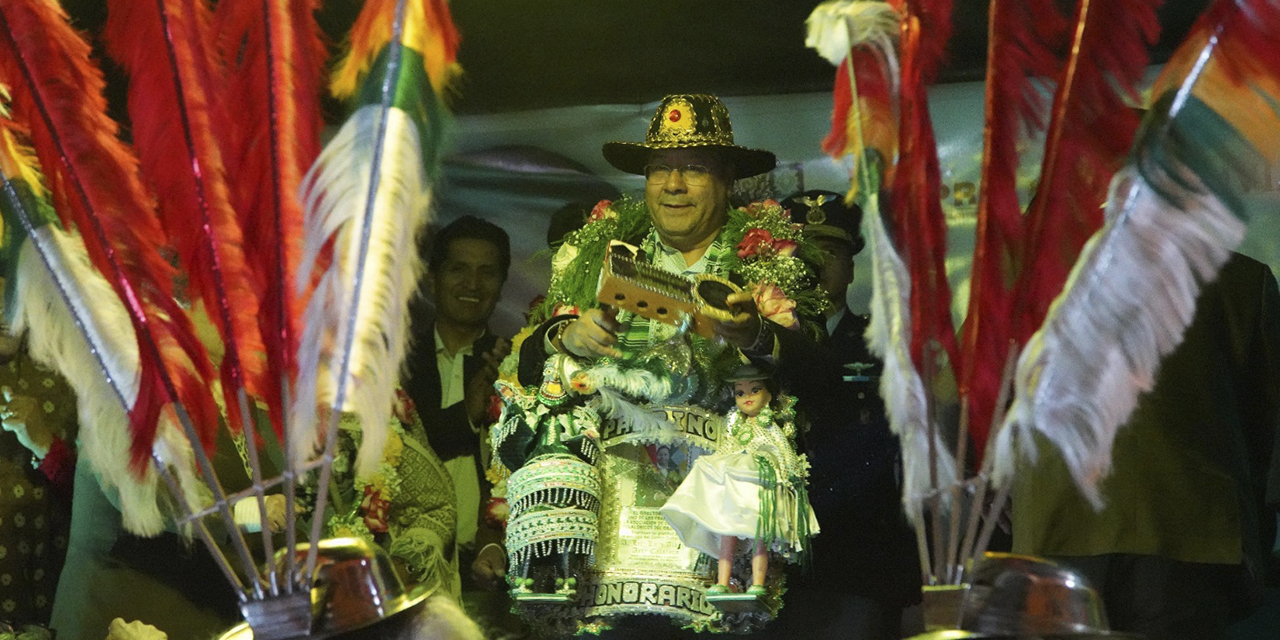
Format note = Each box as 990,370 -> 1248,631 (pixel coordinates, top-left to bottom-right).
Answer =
61,0 -> 1212,118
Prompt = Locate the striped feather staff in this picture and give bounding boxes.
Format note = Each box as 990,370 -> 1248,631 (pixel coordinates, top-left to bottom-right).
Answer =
892,0 -> 959,381
290,0 -> 459,587
993,0 -> 1280,506
878,0 -> 963,530
1012,0 -> 1159,346
806,0 -> 959,538
0,107 -> 177,535
957,0 -> 1068,463
211,0 -> 328,597
0,98 -> 247,602
0,0 -> 223,511
213,0 -> 327,436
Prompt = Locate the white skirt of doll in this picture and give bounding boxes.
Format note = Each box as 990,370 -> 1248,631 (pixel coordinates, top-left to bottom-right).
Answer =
660,451 -> 817,560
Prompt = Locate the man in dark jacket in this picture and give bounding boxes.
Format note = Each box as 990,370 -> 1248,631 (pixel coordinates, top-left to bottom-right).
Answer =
403,215 -> 512,587
1012,252 -> 1280,640
767,190 -> 921,640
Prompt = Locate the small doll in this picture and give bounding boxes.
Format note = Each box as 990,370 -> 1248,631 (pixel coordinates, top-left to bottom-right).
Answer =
660,364 -> 818,597
493,354 -> 603,600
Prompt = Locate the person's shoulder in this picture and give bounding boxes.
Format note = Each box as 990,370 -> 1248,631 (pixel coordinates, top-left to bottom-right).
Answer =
1210,252 -> 1278,300
838,311 -> 871,334
1220,252 -> 1269,278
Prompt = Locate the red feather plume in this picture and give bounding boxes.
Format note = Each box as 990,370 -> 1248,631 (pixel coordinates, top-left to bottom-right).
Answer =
103,0 -> 268,435
0,0 -> 219,470
213,0 -> 327,437
1015,0 -> 1161,343
959,0 -> 1072,460
822,52 -> 899,194
889,2 -> 959,381
906,0 -> 953,85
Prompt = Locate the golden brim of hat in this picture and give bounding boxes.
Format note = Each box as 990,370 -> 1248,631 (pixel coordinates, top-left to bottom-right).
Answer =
601,140 -> 776,180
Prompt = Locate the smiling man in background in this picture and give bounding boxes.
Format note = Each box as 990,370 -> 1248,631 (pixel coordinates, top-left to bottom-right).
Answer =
403,215 -> 512,592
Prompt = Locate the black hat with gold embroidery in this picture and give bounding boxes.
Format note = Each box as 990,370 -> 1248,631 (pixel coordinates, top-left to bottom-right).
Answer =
780,189 -> 866,256
602,94 -> 777,180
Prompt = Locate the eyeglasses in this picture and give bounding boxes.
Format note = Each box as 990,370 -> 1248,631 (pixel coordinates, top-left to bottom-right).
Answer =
644,164 -> 714,186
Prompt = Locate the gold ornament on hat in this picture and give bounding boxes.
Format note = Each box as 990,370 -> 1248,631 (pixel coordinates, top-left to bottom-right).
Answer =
800,194 -> 829,225
659,98 -> 697,139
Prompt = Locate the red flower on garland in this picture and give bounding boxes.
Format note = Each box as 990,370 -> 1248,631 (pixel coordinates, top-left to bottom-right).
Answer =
587,199 -> 615,222
487,393 -> 503,423
393,388 -> 416,424
360,486 -> 391,533
485,497 -> 509,530
736,228 -> 797,260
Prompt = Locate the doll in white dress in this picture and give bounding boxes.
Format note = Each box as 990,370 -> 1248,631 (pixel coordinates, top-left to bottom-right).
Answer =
660,365 -> 817,596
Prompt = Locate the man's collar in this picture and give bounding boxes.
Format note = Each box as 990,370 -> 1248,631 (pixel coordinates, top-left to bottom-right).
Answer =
434,325 -> 482,358
826,306 -> 848,337
646,227 -> 728,272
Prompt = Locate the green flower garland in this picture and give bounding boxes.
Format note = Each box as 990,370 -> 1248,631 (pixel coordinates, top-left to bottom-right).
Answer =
535,196 -> 829,328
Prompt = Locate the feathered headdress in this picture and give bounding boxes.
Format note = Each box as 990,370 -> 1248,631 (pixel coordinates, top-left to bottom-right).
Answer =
288,0 -> 459,604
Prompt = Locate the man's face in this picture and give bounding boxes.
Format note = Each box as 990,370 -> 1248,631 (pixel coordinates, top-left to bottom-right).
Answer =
644,149 -> 732,251
428,237 -> 504,329
816,237 -> 854,311
656,446 -> 671,468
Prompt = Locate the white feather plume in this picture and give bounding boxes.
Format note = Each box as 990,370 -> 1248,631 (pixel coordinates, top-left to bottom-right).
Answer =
993,165 -> 1244,507
805,0 -> 902,66
582,362 -> 674,403
12,226 -> 203,534
590,387 -> 676,434
863,193 -> 959,524
292,105 -> 431,477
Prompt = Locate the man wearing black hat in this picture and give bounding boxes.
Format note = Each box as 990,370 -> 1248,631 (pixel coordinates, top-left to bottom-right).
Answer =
517,94 -> 815,381
770,190 -> 921,640
492,95 -> 826,632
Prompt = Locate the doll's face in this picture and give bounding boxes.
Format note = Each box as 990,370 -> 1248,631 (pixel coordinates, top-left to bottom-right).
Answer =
733,380 -> 771,417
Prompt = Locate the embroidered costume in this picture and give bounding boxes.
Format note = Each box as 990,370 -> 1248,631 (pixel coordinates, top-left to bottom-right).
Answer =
324,409 -> 461,600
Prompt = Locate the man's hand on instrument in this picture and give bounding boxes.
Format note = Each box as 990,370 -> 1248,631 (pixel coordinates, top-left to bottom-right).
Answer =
714,291 -> 768,353
560,308 -> 622,359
